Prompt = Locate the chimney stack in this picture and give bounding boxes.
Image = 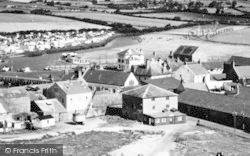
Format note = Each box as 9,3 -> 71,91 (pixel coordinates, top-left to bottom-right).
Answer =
146,59 -> 150,70
153,51 -> 156,57
232,60 -> 235,67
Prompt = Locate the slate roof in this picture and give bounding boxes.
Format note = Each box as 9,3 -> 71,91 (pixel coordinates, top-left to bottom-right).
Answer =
34,99 -> 66,113
55,80 -> 92,95
233,66 -> 250,78
117,49 -> 141,56
173,45 -> 198,56
123,84 -> 177,98
84,70 -> 131,86
141,77 -> 180,91
202,61 -> 224,70
183,83 -> 209,92
38,115 -> 54,120
226,55 -> 250,66
186,63 -> 209,75
0,88 -> 30,113
178,89 -> 250,117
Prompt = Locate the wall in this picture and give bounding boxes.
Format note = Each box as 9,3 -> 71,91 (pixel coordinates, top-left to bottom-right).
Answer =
66,92 -> 92,112
122,94 -> 143,121
173,66 -> 194,83
124,73 -> 139,87
143,97 -> 171,114
33,118 -> 55,128
169,96 -> 178,110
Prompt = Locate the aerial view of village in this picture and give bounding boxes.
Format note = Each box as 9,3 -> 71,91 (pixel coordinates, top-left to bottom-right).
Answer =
0,0 -> 250,155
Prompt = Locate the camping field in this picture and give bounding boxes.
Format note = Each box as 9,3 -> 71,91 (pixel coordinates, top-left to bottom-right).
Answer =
54,12 -> 187,29
0,13 -> 110,32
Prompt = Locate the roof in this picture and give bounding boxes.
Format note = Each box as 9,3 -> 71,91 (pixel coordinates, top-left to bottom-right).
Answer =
202,61 -> 224,70
173,45 -> 198,56
92,91 -> 122,107
186,63 -> 209,75
226,55 -> 250,66
55,80 -> 92,95
84,70 -> 131,86
37,115 -> 54,120
144,111 -> 186,118
183,83 -> 209,92
134,60 -> 169,77
34,99 -> 66,113
142,77 -> 180,91
117,49 -> 142,56
123,84 -> 177,99
178,89 -> 250,117
0,88 -> 28,99
233,66 -> 250,78
233,87 -> 250,100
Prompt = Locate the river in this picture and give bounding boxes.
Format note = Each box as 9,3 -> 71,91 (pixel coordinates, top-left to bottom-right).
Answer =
2,35 -> 139,71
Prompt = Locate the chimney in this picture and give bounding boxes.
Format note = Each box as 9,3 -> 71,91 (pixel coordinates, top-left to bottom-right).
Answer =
162,62 -> 167,74
153,51 -> 156,57
169,51 -> 173,59
235,84 -> 240,96
146,59 -> 150,70
232,60 -> 235,67
78,67 -> 83,78
198,59 -> 201,64
65,69 -> 69,75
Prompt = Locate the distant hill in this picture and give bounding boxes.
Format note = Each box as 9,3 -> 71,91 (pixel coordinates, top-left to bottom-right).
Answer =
7,0 -> 32,3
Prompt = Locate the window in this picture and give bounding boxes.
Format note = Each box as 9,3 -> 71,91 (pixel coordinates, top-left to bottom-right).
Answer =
170,118 -> 173,122
129,80 -> 134,86
166,105 -> 169,108
162,118 -> 166,123
144,117 -> 147,121
126,60 -> 129,64
152,106 -> 155,110
166,97 -> 169,100
155,119 -> 160,123
47,120 -> 49,124
177,116 -> 182,121
118,59 -> 120,62
152,98 -> 155,101
54,88 -> 58,92
121,59 -> 124,63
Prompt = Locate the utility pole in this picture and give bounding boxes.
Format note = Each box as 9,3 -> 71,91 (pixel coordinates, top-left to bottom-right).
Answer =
233,111 -> 237,156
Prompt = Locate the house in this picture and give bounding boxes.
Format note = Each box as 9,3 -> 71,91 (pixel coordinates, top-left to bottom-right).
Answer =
173,45 -> 207,62
117,49 -> 145,72
83,69 -> 139,93
202,61 -> 224,74
32,115 -> 55,129
223,55 -> 250,74
173,62 -> 209,83
132,58 -> 171,82
141,77 -> 180,92
178,89 -> 250,132
31,99 -> 67,122
0,88 -> 31,114
225,61 -> 250,86
122,84 -> 185,126
46,80 -> 92,119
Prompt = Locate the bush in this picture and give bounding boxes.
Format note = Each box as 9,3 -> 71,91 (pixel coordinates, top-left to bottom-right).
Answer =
30,9 -> 52,15
173,16 -> 181,20
1,10 -> 25,14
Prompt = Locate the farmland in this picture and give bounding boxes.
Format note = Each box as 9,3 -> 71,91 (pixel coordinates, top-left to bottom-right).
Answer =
135,12 -> 249,22
54,12 -> 187,29
0,13 -> 110,32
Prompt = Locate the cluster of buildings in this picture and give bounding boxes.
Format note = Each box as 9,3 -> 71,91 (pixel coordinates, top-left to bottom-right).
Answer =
0,30 -> 115,55
1,46 -> 250,134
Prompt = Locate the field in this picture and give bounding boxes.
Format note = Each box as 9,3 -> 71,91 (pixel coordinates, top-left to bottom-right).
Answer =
54,12 -> 187,29
0,13 -> 110,32
173,126 -> 250,156
135,12 -> 248,22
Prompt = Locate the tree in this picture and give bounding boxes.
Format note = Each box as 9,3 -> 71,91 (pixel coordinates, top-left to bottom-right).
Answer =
114,8 -> 121,14
232,0 -> 237,8
92,0 -> 98,4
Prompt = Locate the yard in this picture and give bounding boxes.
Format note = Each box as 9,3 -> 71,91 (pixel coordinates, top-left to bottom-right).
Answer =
54,11 -> 187,29
0,13 -> 110,32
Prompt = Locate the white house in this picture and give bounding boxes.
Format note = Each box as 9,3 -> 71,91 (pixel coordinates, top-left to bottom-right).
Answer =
83,69 -> 139,93
46,80 -> 93,119
173,62 -> 209,83
117,49 -> 145,72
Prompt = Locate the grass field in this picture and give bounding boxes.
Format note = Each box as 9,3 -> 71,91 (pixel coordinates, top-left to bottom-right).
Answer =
54,12 -> 187,29
0,13 -> 110,32
135,12 -> 248,22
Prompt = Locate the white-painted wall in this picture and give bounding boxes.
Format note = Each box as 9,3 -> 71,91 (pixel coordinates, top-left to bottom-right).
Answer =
33,118 -> 55,128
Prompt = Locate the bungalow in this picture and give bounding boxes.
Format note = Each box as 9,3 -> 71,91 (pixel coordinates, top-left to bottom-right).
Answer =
46,80 -> 92,119
173,45 -> 207,62
32,115 -> 55,129
178,89 -> 250,132
122,84 -> 185,126
117,49 -> 145,72
31,99 -> 67,122
173,62 -> 209,83
83,69 -> 139,93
